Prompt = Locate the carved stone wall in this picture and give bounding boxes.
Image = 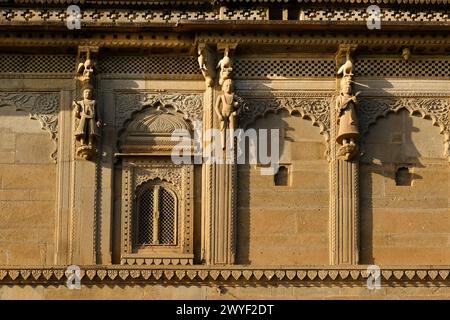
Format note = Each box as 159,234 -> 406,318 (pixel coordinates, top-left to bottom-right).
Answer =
1,1 -> 450,297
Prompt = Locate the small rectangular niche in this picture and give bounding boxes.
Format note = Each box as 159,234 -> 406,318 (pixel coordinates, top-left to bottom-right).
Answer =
269,7 -> 283,20
288,8 -> 300,20
274,165 -> 289,186
395,166 -> 412,186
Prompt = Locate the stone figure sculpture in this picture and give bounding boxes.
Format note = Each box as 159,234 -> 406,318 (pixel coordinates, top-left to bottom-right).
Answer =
336,54 -> 360,161
217,47 -> 233,86
73,86 -> 101,159
214,79 -> 240,150
197,46 -> 215,87
76,50 -> 95,82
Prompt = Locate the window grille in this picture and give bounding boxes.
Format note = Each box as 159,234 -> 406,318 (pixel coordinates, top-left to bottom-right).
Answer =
135,183 -> 176,247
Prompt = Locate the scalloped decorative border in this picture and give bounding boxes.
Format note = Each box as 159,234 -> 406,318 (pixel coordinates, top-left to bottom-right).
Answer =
1,267 -> 450,284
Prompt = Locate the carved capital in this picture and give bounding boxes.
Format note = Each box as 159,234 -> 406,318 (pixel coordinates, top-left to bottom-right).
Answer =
197,44 -> 217,88
216,43 -> 237,87
76,46 -> 99,84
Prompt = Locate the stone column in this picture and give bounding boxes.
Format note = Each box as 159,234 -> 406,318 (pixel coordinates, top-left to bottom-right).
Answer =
330,45 -> 360,265
54,89 -> 75,265
71,46 -> 101,265
199,43 -> 237,265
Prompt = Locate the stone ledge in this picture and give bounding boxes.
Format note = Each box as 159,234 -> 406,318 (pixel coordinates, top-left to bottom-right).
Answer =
0,266 -> 448,284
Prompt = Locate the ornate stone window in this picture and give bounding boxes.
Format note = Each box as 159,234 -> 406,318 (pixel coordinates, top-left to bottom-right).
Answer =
118,103 -> 195,266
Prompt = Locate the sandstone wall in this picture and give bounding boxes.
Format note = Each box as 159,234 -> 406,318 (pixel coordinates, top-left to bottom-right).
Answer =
360,109 -> 450,265
237,111 -> 329,265
0,106 -> 55,265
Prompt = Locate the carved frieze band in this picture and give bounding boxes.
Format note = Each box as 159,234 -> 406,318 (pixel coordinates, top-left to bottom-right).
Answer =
115,93 -> 203,132
0,92 -> 59,161
1,267 -> 450,284
358,97 -> 450,156
239,95 -> 331,143
1,7 -> 450,27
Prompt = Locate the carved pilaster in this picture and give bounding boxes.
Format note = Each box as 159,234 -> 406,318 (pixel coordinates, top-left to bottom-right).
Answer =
330,45 -> 359,265
71,46 -> 101,265
200,43 -> 238,265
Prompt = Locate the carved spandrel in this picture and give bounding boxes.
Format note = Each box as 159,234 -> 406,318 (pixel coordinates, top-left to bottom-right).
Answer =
115,93 -> 203,131
0,92 -> 59,162
239,96 -> 331,142
358,96 -> 450,157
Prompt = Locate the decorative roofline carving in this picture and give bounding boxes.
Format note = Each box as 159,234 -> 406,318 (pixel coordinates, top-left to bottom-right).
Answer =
12,0 -> 450,5
2,7 -> 450,28
0,92 -> 59,162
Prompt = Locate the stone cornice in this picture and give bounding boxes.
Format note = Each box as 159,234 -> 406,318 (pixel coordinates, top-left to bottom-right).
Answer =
12,0 -> 211,6
1,7 -> 450,31
0,266 -> 450,284
10,0 -> 450,6
216,0 -> 449,3
2,31 -> 450,50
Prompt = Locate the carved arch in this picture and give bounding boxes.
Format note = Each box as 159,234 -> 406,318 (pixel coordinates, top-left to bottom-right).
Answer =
239,97 -> 332,144
115,93 -> 203,138
358,97 -> 450,159
134,166 -> 183,193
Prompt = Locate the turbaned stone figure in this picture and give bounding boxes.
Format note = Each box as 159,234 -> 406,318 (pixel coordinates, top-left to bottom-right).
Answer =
336,55 -> 359,161
73,86 -> 101,158
336,55 -> 360,161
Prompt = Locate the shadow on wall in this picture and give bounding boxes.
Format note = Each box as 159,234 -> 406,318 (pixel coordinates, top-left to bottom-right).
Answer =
236,109 -> 290,265
356,74 -> 450,264
235,78 -> 330,265
360,109 -> 426,264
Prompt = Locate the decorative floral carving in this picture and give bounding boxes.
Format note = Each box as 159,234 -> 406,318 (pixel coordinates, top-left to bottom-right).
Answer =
358,97 -> 450,157
134,167 -> 183,192
0,92 -> 59,161
239,96 -> 331,142
116,93 -> 203,132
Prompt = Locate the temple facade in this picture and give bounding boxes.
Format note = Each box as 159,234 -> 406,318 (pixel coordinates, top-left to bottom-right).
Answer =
0,0 -> 450,299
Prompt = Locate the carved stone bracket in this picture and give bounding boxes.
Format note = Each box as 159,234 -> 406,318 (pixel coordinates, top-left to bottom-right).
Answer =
115,92 -> 203,132
358,97 -> 450,157
0,92 -> 59,162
